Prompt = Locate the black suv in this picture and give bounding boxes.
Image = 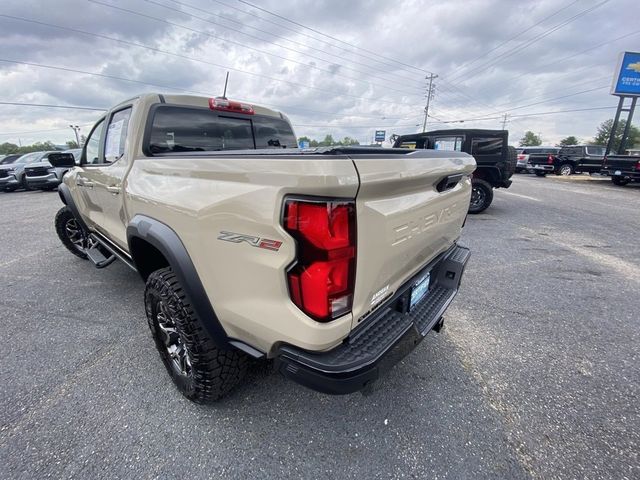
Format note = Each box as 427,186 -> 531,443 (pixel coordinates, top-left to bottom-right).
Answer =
531,145 -> 606,176
393,129 -> 516,213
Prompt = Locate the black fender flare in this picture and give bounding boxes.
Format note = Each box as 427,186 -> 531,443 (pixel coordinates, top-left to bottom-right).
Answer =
126,215 -> 231,350
58,183 -> 90,234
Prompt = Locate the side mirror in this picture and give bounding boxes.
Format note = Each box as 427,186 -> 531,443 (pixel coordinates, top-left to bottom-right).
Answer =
48,153 -> 76,168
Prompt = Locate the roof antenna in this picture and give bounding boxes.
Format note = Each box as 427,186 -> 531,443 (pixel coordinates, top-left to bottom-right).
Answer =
221,71 -> 229,99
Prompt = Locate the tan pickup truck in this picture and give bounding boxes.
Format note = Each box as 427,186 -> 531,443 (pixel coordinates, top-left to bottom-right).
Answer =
52,93 -> 474,403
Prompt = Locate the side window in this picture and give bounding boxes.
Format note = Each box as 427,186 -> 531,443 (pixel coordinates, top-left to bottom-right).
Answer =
434,136 -> 463,151
84,119 -> 105,165
472,137 -> 503,156
105,108 -> 132,163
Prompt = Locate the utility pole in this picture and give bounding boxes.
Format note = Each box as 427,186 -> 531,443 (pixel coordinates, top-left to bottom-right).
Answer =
69,125 -> 81,146
422,73 -> 438,132
501,113 -> 509,130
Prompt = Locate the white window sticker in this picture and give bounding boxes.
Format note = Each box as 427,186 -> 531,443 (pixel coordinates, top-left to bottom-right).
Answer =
105,119 -> 124,160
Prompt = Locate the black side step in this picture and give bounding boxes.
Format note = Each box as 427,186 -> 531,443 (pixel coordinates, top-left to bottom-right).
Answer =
86,242 -> 116,268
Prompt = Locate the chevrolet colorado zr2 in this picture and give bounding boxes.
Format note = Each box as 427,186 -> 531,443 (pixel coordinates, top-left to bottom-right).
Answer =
52,93 -> 473,403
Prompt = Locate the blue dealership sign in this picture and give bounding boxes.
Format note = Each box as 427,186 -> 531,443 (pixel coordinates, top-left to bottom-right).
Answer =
611,51 -> 640,96
375,130 -> 386,142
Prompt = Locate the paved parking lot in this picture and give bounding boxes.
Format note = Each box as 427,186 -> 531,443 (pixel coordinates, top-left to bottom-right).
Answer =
1,176 -> 638,479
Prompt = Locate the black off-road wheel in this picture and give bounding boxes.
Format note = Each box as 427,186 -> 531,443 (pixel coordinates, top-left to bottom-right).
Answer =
468,178 -> 494,214
611,176 -> 629,186
55,207 -> 90,259
145,267 -> 248,403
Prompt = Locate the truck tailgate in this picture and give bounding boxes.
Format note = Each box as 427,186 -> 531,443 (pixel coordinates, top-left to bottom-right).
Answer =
349,150 -> 475,329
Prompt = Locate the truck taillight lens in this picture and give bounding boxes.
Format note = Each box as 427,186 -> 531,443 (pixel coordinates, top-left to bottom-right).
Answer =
208,97 -> 255,115
547,155 -> 554,164
283,198 -> 356,322
636,160 -> 640,172
517,154 -> 525,160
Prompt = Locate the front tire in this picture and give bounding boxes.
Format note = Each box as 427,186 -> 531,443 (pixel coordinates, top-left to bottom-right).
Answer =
55,207 -> 90,259
144,267 -> 248,403
468,179 -> 493,214
558,163 -> 574,176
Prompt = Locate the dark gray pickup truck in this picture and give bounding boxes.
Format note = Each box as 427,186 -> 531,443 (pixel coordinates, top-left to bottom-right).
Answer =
601,155 -> 640,186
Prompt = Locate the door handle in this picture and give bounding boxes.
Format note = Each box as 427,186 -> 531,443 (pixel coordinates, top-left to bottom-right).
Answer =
77,179 -> 94,188
106,185 -> 120,195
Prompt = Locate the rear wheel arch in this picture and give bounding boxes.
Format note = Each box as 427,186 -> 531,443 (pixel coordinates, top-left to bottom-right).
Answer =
126,215 -> 231,350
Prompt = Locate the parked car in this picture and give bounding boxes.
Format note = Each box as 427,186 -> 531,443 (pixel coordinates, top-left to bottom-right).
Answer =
0,151 -> 56,191
24,149 -> 81,190
0,153 -> 24,165
393,129 -> 516,213
601,154 -> 640,186
531,145 -> 606,176
53,93 -> 473,402
516,146 -> 559,173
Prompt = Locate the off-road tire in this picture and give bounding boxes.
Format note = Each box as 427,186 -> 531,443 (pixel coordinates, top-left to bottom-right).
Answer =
611,176 -> 629,186
506,146 -> 517,177
535,172 -> 546,177
468,178 -> 494,214
145,267 -> 248,403
55,207 -> 89,259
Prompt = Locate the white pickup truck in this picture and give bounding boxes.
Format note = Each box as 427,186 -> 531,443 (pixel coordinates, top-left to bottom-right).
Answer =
52,93 -> 474,402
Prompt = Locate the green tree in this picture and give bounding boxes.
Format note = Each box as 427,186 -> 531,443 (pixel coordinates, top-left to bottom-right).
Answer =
0,142 -> 20,155
593,118 -> 640,153
519,131 -> 542,146
341,136 -> 360,146
318,134 -> 336,147
66,140 -> 79,149
557,136 -> 579,146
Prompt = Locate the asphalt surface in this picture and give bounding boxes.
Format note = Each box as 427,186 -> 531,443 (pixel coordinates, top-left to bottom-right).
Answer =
1,175 -> 638,479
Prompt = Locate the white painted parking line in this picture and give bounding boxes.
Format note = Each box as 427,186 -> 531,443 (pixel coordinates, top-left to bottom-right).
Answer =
496,190 -> 541,202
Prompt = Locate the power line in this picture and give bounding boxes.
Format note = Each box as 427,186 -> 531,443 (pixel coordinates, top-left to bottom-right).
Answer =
0,124 -> 94,136
502,85 -> 609,112
0,101 -> 106,111
436,105 -> 617,124
146,0 -> 425,87
0,58 -> 415,121
0,14 -> 416,107
469,28 -> 640,102
90,0 -> 425,96
237,0 -> 431,76
448,0 -> 610,83
449,0 -> 581,76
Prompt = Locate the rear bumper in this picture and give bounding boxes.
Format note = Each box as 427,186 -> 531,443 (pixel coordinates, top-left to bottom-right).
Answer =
602,169 -> 640,181
532,164 -> 555,172
275,243 -> 470,394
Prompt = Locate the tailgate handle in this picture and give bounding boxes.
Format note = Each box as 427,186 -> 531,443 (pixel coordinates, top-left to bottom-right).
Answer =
436,173 -> 464,192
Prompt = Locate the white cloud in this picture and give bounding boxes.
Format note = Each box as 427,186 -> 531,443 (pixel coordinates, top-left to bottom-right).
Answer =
0,0 -> 637,147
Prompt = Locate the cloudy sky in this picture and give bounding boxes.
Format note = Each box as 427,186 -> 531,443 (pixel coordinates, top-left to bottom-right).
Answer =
0,0 -> 637,147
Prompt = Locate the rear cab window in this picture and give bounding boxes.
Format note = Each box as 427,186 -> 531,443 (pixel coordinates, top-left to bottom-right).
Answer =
586,146 -> 605,156
146,105 -> 297,154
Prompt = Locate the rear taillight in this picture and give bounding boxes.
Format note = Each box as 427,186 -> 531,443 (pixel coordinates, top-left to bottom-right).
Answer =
208,97 -> 255,115
283,198 -> 356,322
547,155 -> 554,164
636,160 -> 640,172
517,154 -> 525,160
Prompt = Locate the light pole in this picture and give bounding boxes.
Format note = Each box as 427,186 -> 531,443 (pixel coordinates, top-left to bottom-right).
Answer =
69,125 -> 81,146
